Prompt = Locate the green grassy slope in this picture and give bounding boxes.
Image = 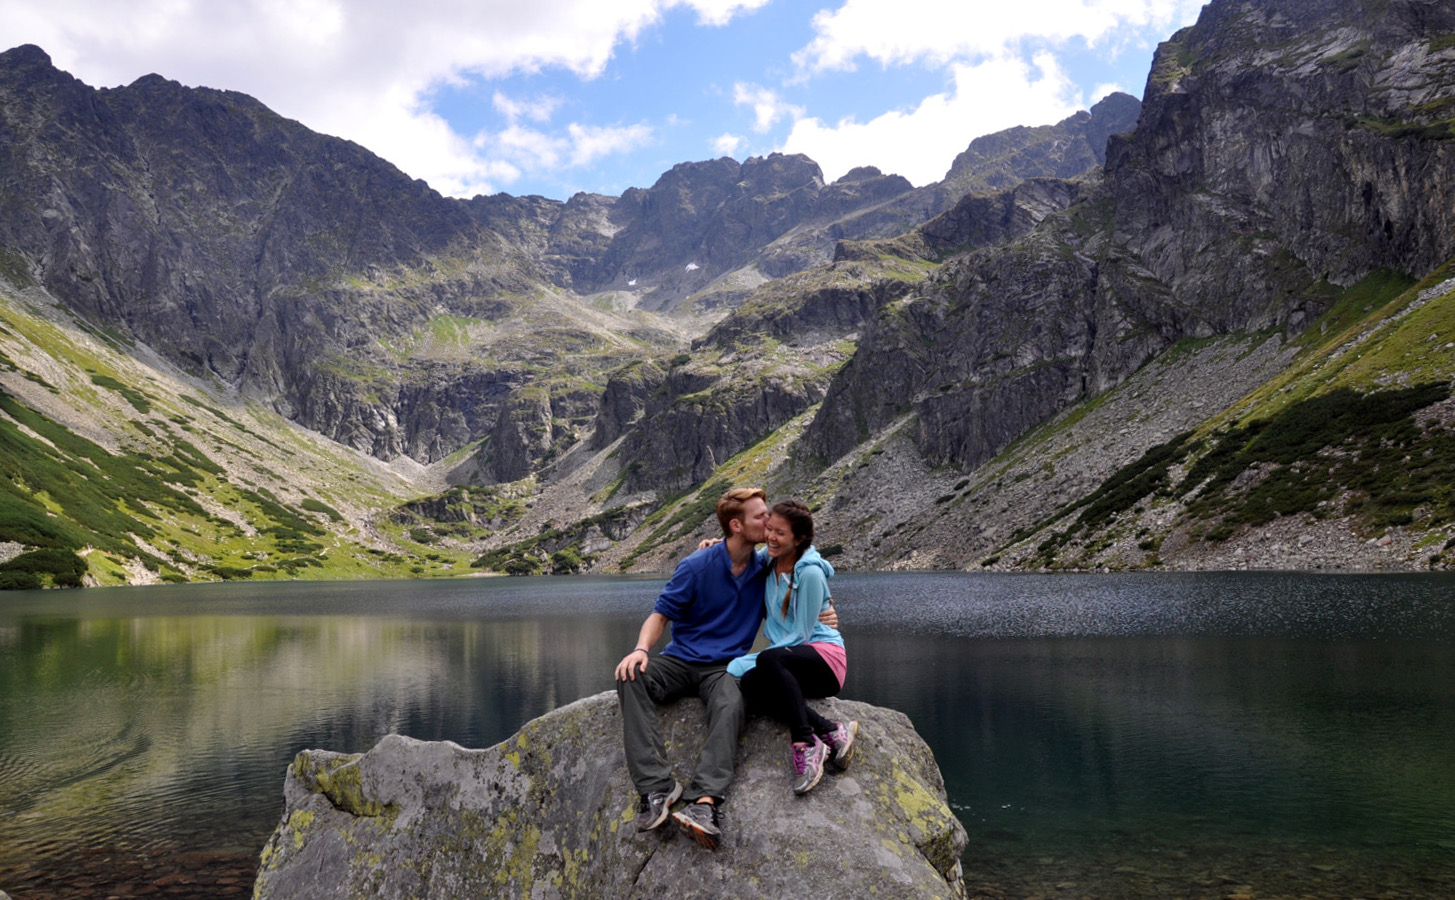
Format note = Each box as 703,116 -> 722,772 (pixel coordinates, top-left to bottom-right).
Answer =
996,263 -> 1455,569
0,281 -> 497,588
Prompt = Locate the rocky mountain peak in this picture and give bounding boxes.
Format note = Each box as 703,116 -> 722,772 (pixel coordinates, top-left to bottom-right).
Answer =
941,90 -> 1141,191
736,151 -> 825,193
0,43 -> 55,73
835,165 -> 887,183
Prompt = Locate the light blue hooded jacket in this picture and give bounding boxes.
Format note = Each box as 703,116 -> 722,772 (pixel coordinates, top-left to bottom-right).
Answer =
727,545 -> 841,677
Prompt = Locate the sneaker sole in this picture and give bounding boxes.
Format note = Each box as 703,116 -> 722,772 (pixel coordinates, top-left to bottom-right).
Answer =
637,782 -> 682,832
832,721 -> 859,771
793,763 -> 825,796
672,809 -> 720,850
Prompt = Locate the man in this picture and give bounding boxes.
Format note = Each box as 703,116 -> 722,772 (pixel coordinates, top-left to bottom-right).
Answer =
614,486 -> 836,850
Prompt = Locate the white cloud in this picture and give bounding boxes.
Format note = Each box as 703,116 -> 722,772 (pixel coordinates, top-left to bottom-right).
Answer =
1090,81 -> 1124,103
493,91 -> 563,124
732,82 -> 805,133
566,122 -> 654,166
783,52 -> 1081,186
712,132 -> 745,156
795,0 -> 1203,72
684,0 -> 773,27
773,0 -> 1202,187
0,0 -> 759,196
481,120 -> 652,177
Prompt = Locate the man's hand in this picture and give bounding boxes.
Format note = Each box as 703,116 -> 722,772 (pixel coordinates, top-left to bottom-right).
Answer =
615,648 -> 650,682
819,598 -> 838,630
618,613 -> 668,681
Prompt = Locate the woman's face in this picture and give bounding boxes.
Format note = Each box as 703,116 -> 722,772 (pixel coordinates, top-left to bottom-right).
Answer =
764,512 -> 796,560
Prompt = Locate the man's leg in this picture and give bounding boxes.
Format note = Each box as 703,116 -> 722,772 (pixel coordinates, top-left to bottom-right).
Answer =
618,653 -> 695,796
686,664 -> 746,801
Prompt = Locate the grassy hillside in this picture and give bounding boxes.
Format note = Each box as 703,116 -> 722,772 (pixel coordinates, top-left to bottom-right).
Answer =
0,278 -> 501,588
984,263 -> 1455,570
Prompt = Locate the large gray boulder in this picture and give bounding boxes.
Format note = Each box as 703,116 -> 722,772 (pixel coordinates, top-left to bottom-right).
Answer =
253,693 -> 967,899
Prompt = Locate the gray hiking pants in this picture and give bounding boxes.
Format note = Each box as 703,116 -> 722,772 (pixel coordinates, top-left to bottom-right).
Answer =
617,653 -> 745,801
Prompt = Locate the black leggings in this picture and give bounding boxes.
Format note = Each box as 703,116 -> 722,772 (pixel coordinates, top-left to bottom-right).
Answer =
738,644 -> 841,743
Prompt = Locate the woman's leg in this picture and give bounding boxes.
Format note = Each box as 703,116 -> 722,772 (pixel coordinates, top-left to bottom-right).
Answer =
740,647 -> 809,741
743,646 -> 839,743
772,645 -> 841,738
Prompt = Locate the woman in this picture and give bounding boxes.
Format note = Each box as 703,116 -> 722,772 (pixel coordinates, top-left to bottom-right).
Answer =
727,499 -> 858,796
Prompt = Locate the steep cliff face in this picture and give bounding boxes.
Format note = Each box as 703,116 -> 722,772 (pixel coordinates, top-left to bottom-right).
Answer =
803,0 -> 1455,476
918,177 -> 1088,257
1106,0 -> 1455,327
601,260 -> 926,495
462,190 -> 620,290
0,45 -> 499,382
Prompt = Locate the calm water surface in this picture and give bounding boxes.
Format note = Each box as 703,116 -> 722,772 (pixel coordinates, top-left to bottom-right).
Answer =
2,571 -> 1454,898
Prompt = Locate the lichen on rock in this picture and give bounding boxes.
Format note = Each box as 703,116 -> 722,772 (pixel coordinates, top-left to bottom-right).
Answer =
253,692 -> 966,899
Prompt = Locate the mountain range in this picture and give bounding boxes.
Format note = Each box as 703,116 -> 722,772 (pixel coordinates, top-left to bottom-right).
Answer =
2,0 -> 1454,588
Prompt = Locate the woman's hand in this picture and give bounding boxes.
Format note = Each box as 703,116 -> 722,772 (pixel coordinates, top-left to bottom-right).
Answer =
697,537 -> 723,550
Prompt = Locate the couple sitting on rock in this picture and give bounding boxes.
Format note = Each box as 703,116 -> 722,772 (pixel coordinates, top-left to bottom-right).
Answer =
614,486 -> 858,851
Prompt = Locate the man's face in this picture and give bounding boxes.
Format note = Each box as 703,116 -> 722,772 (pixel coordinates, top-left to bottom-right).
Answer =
738,497 -> 769,543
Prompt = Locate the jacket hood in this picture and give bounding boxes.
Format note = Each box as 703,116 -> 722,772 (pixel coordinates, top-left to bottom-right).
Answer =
793,545 -> 834,581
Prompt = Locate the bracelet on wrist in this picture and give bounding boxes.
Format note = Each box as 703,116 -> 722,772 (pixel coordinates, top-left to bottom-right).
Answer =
632,647 -> 649,655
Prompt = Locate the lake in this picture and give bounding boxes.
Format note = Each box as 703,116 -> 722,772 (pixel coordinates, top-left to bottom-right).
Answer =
2,572 -> 1454,898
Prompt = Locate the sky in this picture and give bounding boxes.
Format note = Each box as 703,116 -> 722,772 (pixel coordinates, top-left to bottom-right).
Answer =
1,0 -> 1206,201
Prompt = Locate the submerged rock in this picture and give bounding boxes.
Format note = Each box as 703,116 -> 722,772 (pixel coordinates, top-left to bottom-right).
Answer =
253,693 -> 966,899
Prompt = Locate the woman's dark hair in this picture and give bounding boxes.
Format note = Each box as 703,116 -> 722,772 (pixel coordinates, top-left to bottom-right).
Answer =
771,499 -> 814,618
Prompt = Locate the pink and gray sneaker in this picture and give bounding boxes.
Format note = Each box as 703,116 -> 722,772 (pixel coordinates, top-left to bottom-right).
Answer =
821,720 -> 858,771
791,736 -> 829,795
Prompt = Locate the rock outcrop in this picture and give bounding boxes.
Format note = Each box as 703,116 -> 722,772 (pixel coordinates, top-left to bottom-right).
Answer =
253,693 -> 966,900
918,176 -> 1088,257
598,259 -> 921,495
941,91 -> 1142,195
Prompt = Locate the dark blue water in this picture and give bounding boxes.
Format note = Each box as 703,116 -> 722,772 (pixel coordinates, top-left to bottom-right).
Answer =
2,572 -> 1453,898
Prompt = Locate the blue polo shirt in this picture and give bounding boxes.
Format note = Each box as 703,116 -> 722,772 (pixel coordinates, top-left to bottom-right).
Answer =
655,542 -> 769,664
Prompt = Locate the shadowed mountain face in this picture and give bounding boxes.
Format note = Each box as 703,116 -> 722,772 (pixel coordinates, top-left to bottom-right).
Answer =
0,44 -> 562,463
0,44 -> 494,384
